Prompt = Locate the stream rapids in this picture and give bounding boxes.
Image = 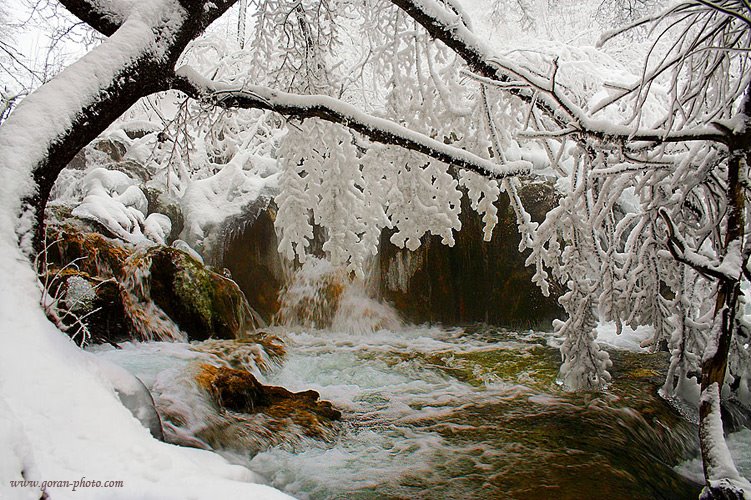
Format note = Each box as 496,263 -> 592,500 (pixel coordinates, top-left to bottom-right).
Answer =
91,259 -> 751,499
94,323 -> 726,499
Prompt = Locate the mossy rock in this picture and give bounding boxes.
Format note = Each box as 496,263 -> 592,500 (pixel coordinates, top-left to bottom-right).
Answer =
45,224 -> 131,278
148,247 -> 258,341
196,364 -> 341,439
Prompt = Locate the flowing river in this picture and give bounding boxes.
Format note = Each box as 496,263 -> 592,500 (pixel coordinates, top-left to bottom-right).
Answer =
91,260 -> 751,499
92,322 -> 751,499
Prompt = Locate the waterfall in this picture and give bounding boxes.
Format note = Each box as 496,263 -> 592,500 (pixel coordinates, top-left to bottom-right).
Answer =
120,249 -> 186,342
277,257 -> 402,334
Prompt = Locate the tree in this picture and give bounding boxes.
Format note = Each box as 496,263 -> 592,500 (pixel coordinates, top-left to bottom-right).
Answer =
0,0 -> 749,497
384,0 -> 750,496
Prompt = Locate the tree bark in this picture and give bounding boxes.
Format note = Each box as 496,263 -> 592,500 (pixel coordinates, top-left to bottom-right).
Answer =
696,81 -> 751,495
24,56 -> 168,251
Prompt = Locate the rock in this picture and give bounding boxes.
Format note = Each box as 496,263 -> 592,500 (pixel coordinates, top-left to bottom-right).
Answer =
43,269 -> 134,346
92,138 -> 127,163
46,224 -> 131,278
109,159 -> 151,184
220,205 -> 285,323
147,247 -> 261,341
196,364 -> 341,439
144,186 -> 184,242
378,181 -> 563,328
192,335 -> 286,373
66,149 -> 87,170
45,225 -> 262,344
219,182 -> 563,328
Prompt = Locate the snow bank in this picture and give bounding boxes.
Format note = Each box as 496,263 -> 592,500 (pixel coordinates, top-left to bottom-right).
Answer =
0,208 -> 293,500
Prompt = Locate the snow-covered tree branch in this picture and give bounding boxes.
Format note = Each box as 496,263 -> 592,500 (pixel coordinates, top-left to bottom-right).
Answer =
1,0 -> 751,497
172,65 -> 532,180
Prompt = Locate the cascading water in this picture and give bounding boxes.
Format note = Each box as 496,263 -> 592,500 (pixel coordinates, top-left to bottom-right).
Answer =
93,257 -> 751,499
277,258 -> 401,334
120,249 -> 186,342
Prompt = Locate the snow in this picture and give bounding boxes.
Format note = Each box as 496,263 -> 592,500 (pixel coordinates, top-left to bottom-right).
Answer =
175,65 -> 532,181
0,229 -> 293,499
180,151 -> 278,252
678,428 -> 751,485
0,1 -> 290,498
595,321 -> 653,352
72,168 -> 154,244
693,383 -> 751,496
62,275 -> 97,313
0,9 -> 175,252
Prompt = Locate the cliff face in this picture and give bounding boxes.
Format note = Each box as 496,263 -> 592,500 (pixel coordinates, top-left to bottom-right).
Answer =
221,181 -> 562,329
377,181 -> 562,328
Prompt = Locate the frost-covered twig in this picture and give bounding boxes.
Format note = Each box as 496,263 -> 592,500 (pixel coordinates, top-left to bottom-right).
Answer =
658,208 -> 738,281
173,65 -> 532,180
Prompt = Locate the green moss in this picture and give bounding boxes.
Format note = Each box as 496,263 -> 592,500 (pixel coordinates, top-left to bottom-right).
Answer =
172,254 -> 215,325
148,246 -> 258,340
437,346 -> 560,390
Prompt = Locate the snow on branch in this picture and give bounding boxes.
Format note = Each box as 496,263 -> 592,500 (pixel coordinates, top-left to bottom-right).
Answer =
595,3 -> 690,48
659,208 -> 742,281
172,65 -> 531,180
392,0 -> 731,145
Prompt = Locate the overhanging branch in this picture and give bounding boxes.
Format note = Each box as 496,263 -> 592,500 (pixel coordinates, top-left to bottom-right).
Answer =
58,0 -> 126,36
391,0 -> 731,146
172,66 -> 531,180
659,208 -> 736,281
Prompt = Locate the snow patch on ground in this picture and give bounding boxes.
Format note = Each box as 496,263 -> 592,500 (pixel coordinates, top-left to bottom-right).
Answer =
595,322 -> 653,352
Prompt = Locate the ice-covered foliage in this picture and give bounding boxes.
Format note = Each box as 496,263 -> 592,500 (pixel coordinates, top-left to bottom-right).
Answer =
62,275 -> 97,313
63,0 -> 747,411
6,0 -> 751,493
180,151 -> 280,255
71,167 -> 171,245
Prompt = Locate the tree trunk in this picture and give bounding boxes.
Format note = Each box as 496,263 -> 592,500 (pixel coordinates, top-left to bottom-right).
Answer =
698,149 -> 751,498
3,0 -> 239,253
23,56 -> 168,252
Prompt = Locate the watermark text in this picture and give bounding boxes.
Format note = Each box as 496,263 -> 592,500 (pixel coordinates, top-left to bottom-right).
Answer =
9,477 -> 124,492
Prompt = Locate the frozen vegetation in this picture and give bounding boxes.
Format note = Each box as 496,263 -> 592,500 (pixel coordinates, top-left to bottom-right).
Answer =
0,0 -> 750,498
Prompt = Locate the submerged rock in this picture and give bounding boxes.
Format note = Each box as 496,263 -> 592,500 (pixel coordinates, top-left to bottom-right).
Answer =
192,335 -> 286,373
196,364 -> 341,439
